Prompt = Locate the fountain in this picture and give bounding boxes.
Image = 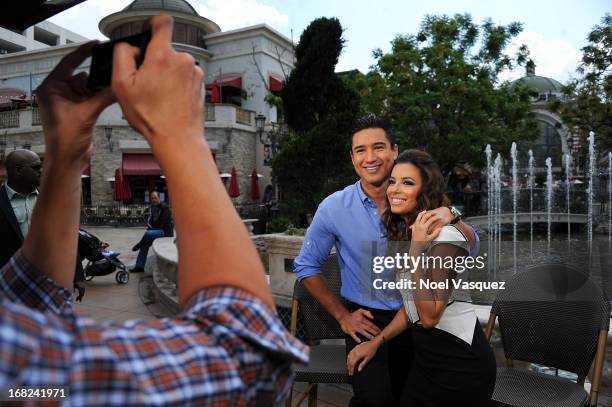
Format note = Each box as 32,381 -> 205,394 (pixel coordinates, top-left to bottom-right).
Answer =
493,154 -> 503,273
546,157 -> 553,248
511,142 -> 518,271
486,144 -> 492,257
587,132 -> 595,243
608,151 -> 612,247
564,153 -> 572,241
528,150 -> 535,256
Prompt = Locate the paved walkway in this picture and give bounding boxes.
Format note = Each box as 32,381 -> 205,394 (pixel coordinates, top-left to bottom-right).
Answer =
73,226 -> 610,407
73,226 -> 151,322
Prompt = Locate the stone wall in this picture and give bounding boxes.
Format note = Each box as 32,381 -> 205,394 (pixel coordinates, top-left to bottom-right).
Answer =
91,126 -> 143,205
206,126 -> 257,205
3,116 -> 259,206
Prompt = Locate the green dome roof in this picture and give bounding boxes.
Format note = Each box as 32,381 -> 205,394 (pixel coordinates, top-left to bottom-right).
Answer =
123,0 -> 199,16
512,74 -> 563,94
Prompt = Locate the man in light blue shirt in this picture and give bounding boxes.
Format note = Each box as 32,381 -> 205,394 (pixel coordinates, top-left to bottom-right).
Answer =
0,149 -> 41,268
5,179 -> 39,238
294,115 -> 479,406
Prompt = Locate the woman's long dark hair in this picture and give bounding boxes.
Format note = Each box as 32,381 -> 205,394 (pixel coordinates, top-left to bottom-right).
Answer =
383,149 -> 450,241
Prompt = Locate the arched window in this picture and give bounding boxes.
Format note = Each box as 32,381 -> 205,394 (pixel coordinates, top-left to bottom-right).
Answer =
533,121 -> 562,167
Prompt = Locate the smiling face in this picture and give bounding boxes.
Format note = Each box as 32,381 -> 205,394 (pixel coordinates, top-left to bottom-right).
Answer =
387,162 -> 422,215
350,128 -> 398,187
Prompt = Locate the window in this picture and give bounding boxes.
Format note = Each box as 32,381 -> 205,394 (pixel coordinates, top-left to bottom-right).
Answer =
34,27 -> 58,46
532,121 -> 562,167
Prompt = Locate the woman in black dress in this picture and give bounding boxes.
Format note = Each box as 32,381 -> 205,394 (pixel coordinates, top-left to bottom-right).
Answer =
347,149 -> 496,406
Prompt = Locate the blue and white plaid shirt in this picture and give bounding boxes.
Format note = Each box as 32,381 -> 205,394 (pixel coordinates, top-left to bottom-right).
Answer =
0,250 -> 308,406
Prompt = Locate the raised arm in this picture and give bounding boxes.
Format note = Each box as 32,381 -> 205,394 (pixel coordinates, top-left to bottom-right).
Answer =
20,43 -> 114,289
111,16 -> 272,308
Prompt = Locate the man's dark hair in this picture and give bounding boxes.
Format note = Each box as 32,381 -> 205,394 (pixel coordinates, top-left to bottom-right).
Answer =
350,114 -> 396,147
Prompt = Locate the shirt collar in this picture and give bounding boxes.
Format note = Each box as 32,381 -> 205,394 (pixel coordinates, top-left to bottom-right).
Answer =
355,180 -> 371,204
4,183 -> 39,200
356,179 -> 382,208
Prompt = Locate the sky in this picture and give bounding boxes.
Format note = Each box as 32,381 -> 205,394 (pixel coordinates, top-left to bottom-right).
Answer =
49,0 -> 611,84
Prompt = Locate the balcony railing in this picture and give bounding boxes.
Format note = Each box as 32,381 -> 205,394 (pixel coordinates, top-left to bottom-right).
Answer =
81,204 -> 150,225
205,104 -> 215,121
0,111 -> 19,129
204,104 -> 255,128
236,108 -> 252,125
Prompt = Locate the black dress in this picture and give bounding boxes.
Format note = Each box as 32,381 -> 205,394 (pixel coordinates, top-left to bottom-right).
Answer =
397,226 -> 496,406
400,320 -> 496,406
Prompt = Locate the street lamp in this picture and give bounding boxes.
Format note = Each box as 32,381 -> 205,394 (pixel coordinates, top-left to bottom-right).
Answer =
255,113 -> 288,154
255,114 -> 266,141
104,126 -> 113,152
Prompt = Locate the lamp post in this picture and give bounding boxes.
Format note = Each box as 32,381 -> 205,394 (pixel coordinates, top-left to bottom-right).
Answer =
255,114 -> 266,141
104,126 -> 113,152
255,114 -> 288,156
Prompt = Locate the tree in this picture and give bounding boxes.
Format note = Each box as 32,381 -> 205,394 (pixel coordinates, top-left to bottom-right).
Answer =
367,14 -> 539,173
273,18 -> 359,222
550,14 -> 612,154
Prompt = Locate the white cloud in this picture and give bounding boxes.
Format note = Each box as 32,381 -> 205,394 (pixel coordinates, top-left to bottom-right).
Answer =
48,0 -> 132,40
192,0 -> 288,31
499,31 -> 582,85
47,0 -> 288,39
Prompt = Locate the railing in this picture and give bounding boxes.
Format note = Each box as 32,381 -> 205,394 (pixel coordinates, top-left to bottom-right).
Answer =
0,111 -> 19,129
205,104 -> 215,121
449,188 -> 589,218
236,107 -> 251,125
81,204 -> 150,226
31,107 -> 42,125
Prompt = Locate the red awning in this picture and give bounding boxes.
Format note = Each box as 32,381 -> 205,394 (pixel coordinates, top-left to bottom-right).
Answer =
269,76 -> 283,92
205,76 -> 242,90
122,154 -> 161,176
0,163 -> 6,177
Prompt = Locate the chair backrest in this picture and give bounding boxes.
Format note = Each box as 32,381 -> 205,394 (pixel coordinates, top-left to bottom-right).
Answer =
293,254 -> 345,341
492,263 -> 609,378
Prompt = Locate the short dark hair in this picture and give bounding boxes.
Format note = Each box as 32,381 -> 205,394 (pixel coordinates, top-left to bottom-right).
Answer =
350,114 -> 396,147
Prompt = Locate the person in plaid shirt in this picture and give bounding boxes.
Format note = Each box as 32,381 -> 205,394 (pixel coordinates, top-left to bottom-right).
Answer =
0,15 -> 308,406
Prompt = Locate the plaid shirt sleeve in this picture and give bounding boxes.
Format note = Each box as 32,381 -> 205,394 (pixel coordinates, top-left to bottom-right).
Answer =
0,251 -> 309,406
0,250 -> 74,318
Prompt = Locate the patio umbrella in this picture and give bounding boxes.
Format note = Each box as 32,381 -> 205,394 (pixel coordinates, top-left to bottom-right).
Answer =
228,166 -> 240,198
113,168 -> 132,201
250,168 -> 260,200
211,80 -> 220,104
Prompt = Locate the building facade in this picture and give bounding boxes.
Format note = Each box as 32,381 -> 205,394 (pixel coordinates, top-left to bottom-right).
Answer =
511,65 -> 575,174
0,0 -> 293,205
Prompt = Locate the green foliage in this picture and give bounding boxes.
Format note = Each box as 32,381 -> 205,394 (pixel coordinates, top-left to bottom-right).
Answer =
364,13 -> 539,172
285,226 -> 307,236
267,217 -> 292,233
281,18 -> 346,132
550,14 -> 612,154
274,18 -> 359,221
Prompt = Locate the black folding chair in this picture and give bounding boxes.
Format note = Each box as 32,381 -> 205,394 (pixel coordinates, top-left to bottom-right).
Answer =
485,263 -> 609,407
286,254 -> 349,407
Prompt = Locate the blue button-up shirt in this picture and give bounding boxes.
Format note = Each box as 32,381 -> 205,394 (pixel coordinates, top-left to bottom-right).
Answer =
294,180 -> 480,311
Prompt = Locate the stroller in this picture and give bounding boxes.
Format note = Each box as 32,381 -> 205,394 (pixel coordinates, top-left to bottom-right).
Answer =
78,229 -> 130,284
